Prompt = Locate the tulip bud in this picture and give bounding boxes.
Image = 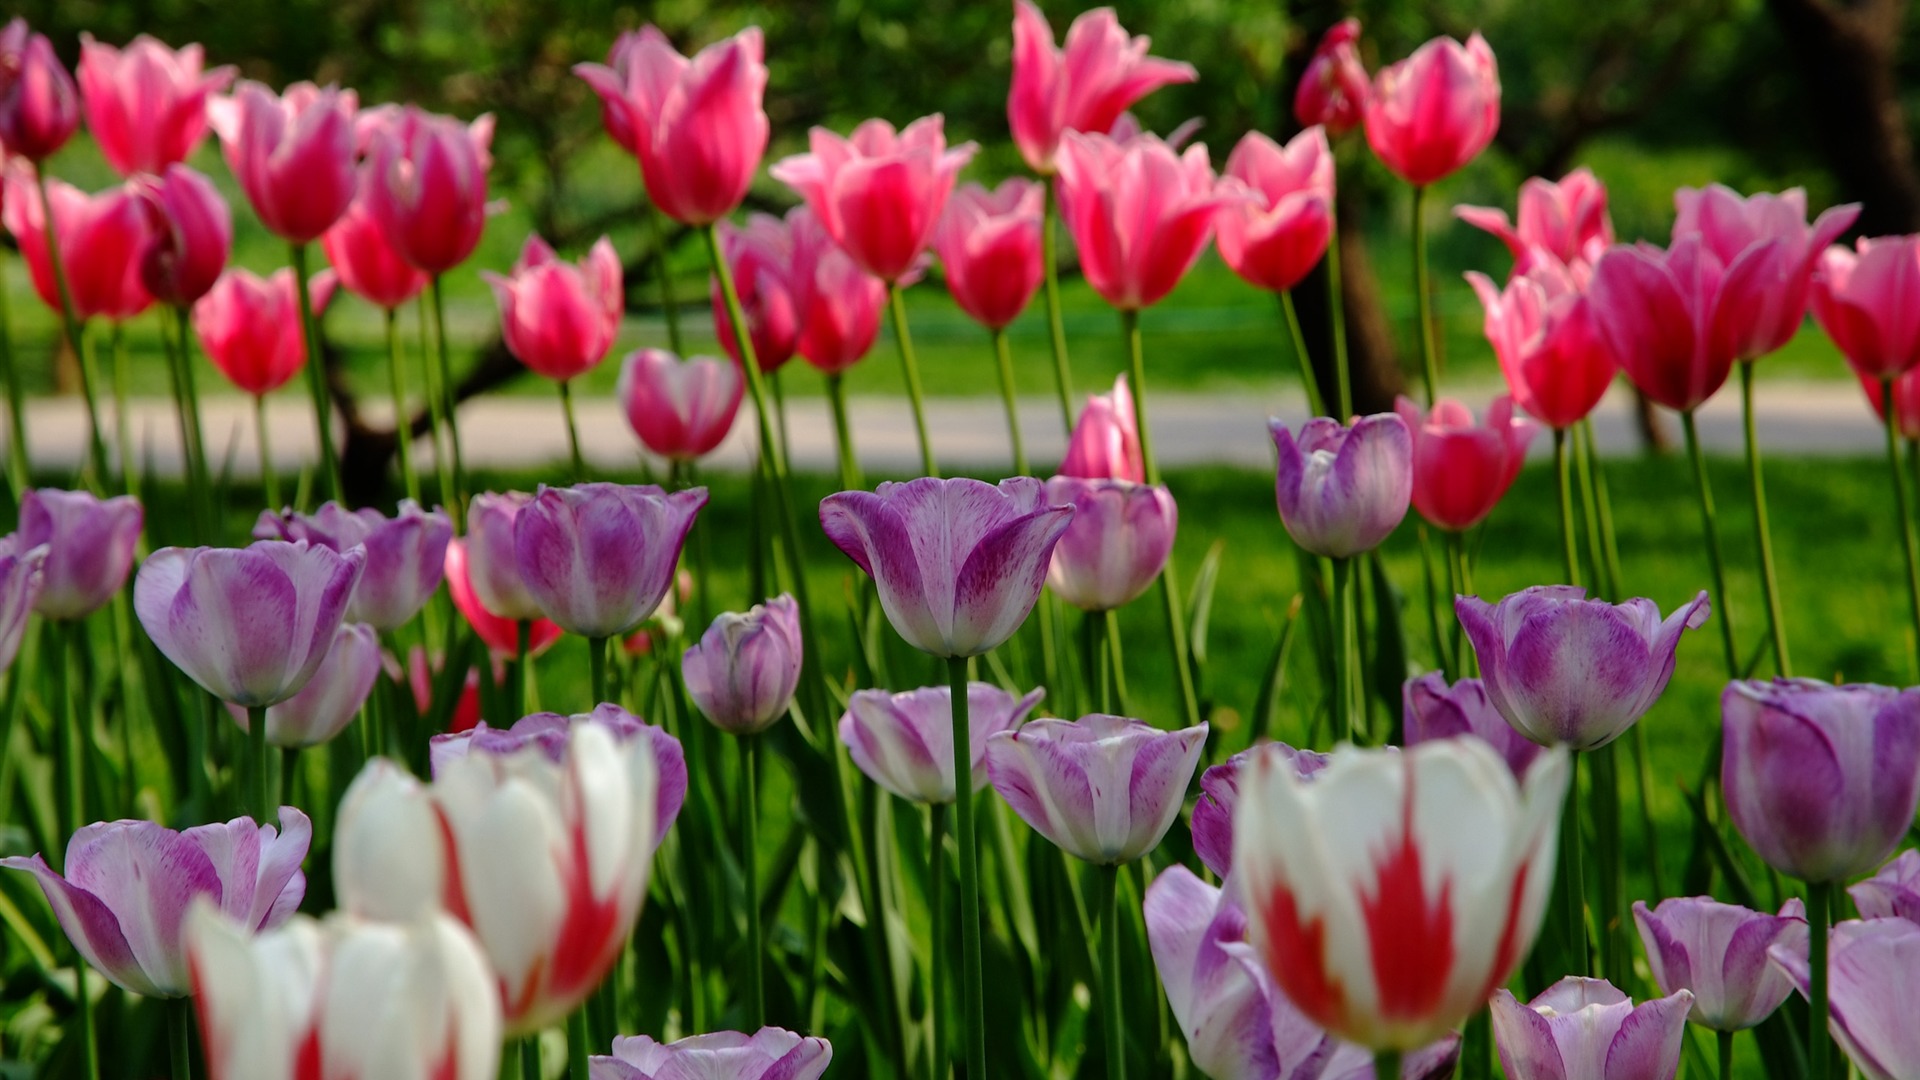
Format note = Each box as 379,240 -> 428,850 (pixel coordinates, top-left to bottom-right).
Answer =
712,211 -> 804,372
1633,897 -> 1807,1032
1811,236 -> 1920,383
1294,19 -> 1370,138
1216,129 -> 1336,295
683,595 -> 803,735
791,207 -> 887,374
0,537 -> 47,675
208,80 -> 358,243
512,482 -> 708,639
1043,476 -> 1177,613
1007,0 -> 1195,174
135,164 -> 232,307
1849,849 -> 1920,922
1394,395 -> 1535,532
1188,744 -> 1330,880
17,487 -> 142,621
464,491 -> 544,621
0,19 -> 80,161
1,172 -> 156,321
322,191 -> 431,310
1401,672 -> 1542,778
593,1029 -> 833,1080
255,500 -> 452,631
1491,978 -> 1692,1080
484,235 -> 623,382
1060,375 -> 1144,482
1363,34 -> 1500,187
444,537 -> 562,659
617,348 -> 744,462
839,683 -> 1043,804
1456,168 -> 1614,274
988,714 -> 1207,866
76,33 -> 234,176
1269,413 -> 1413,559
932,179 -> 1045,331
365,106 -> 494,274
192,267 -> 336,397
227,623 -> 380,748
1468,256 -> 1615,430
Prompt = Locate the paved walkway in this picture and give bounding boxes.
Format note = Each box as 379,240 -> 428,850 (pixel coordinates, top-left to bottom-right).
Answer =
6,379 -> 1891,480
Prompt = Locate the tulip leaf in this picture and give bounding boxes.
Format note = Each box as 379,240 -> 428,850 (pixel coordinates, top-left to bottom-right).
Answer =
1366,551 -> 1412,745
1186,539 -> 1227,670
1246,595 -> 1303,755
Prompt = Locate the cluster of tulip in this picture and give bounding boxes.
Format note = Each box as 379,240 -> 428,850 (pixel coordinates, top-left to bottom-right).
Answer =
7,3 -> 1920,1080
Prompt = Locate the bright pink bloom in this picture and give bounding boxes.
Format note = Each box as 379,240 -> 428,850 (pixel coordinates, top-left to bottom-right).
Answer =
1810,236 -> 1920,382
1671,184 -> 1860,362
1468,255 -> 1616,428
444,538 -> 561,659
321,186 -> 430,310
771,115 -> 978,283
484,235 -> 623,382
2,171 -> 155,321
791,207 -> 887,375
574,26 -> 768,226
76,33 -> 234,176
135,164 -> 231,307
1007,0 -> 1196,174
364,106 -> 493,274
208,81 -> 358,243
1294,19 -> 1370,138
933,178 -> 1044,330
1054,130 -> 1242,311
1861,367 -> 1920,441
1394,395 -> 1536,532
0,19 -> 79,161
616,348 -> 743,462
1363,33 -> 1500,187
192,267 -> 337,396
712,210 -> 804,372
1215,128 -> 1335,294
1059,373 -> 1143,482
1456,168 -> 1612,273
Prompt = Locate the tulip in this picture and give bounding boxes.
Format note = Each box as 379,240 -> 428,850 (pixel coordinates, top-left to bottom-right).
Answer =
771,115 -> 978,283
134,164 -> 231,307
1456,586 -> 1710,750
1216,128 -> 1336,294
254,500 -> 453,631
593,1029 -> 833,1080
447,539 -> 563,655
1054,130 -> 1243,311
839,682 -> 1044,804
365,106 -> 494,274
2,172 -> 156,321
1491,978 -> 1693,1080
333,718 -> 659,1034
192,267 -> 337,396
1772,919 -> 1920,1080
226,622 -> 380,748
208,80 -> 357,243
1402,672 -> 1544,778
1849,849 -> 1920,922
1234,738 -> 1569,1051
1294,19 -> 1371,138
392,644 -> 486,734
0,19 -> 79,161
76,34 -> 234,176
791,205 -> 887,374
512,482 -> 707,640
681,595 -> 803,736
616,348 -> 743,462
1189,743 -> 1329,879
820,476 -> 1074,658
464,491 -> 546,623
1467,255 -> 1615,429
1269,413 -> 1412,559
16,487 -> 142,621
1720,678 -> 1920,883
1457,168 -> 1614,274
1393,395 -> 1535,532
1043,475 -> 1177,613
0,808 -> 309,997
0,537 -> 47,675
322,188 -> 430,310
485,234 -> 623,382
1861,363 -> 1920,442
1060,374 -> 1145,482
133,539 -> 364,707
933,178 -> 1045,330
186,906 -> 499,1080
713,210 -> 804,372
574,26 -> 768,227
1362,34 -> 1500,188
1006,0 -> 1196,174
987,713 -> 1207,865
1672,184 -> 1860,364
1810,236 -> 1920,382
1632,896 -> 1808,1031
1586,238 -> 1737,414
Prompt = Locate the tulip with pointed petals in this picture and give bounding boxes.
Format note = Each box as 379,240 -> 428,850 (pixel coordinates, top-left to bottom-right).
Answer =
226,623 -> 380,749
592,1028 -> 833,1080
987,713 -> 1207,865
712,210 -> 805,372
485,235 -> 623,382
0,537 -> 47,675
133,539 -> 364,708
254,500 -> 452,632
1632,896 -> 1807,1031
76,34 -> 234,177
1491,978 -> 1693,1080
1189,744 -> 1331,880
322,189 -> 430,310
1849,850 -> 1920,923
2,172 -> 156,321
192,267 -> 337,396
1363,34 -> 1500,187
1234,738 -> 1570,1051
1673,184 -> 1861,364
1216,128 -> 1336,294
0,19 -> 79,160
1007,0 -> 1196,174
1456,168 -> 1614,274
683,595 -> 803,736
819,476 -> 1075,658
1810,236 -> 1920,382
1720,678 -> 1920,883
1269,414 -> 1413,559
1402,672 -> 1544,779
208,81 -> 358,243
0,808 -> 309,997
839,683 -> 1043,804
1466,254 -> 1614,430
934,178 -> 1046,330
1295,19 -> 1371,138
617,348 -> 743,462
1043,475 -> 1177,613
512,483 -> 707,640
1060,374 -> 1144,482
134,164 -> 231,307
1860,367 -> 1920,439
464,491 -> 546,623
791,206 -> 887,374
365,106 -> 494,274
1394,395 -> 1535,532
1772,919 -> 1920,1080
17,488 -> 142,621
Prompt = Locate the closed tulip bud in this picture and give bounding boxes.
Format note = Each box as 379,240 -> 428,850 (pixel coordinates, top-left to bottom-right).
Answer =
1188,743 -> 1329,879
988,713 -> 1207,865
513,482 -> 707,639
1,808 -> 310,997
192,267 -> 336,396
1633,896 -> 1807,1032
617,348 -> 743,462
821,476 -> 1074,658
2,171 -> 156,321
1457,586 -> 1710,751
1060,374 -> 1145,482
683,595 -> 803,735
134,539 -> 364,708
1721,678 -> 1920,883
713,211 -> 804,372
186,906 -> 499,1080
1492,978 -> 1693,1080
1862,362 -> 1920,445
76,34 -> 234,176
839,683 -> 1043,804
1294,19 -> 1371,138
1772,919 -> 1920,1080
464,491 -> 546,622
1468,255 -> 1616,429
1811,236 -> 1920,382
1216,128 -> 1336,294
1236,738 -> 1569,1051
0,537 -> 47,675
255,500 -> 453,631
593,1029 -> 833,1080
1363,34 -> 1500,187
322,190 -> 430,310
1457,168 -> 1614,274
1674,184 -> 1860,363
1394,394 -> 1536,532
1007,0 -> 1196,174
1402,672 -> 1543,779
17,487 -> 142,621
486,234 -> 623,382
1270,413 -> 1413,559
1043,476 -> 1176,612
209,80 -> 358,243
227,622 -> 379,748
0,20 -> 79,160
134,164 -> 231,307
792,206 -> 887,373
366,106 -> 494,274
933,179 -> 1045,330
772,115 -> 978,283
1849,849 -> 1920,922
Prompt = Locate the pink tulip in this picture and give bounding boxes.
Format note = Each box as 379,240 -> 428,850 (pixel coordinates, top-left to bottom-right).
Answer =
1293,19 -> 1371,138
444,537 -> 562,659
2,171 -> 155,321
0,19 -> 80,161
1043,476 -> 1177,613
1393,395 -> 1536,532
791,206 -> 887,374
574,26 -> 768,226
616,348 -> 743,462
193,267 -> 336,397
1059,373 -> 1144,482
1215,128 -> 1335,294
1006,0 -> 1196,174
484,235 -> 623,382
1586,238 -> 1744,414
365,106 -> 494,274
321,187 -> 430,310
713,211 -> 804,372
1810,236 -> 1920,382
1054,130 -> 1242,311
76,34 -> 234,176
1468,255 -> 1616,429
933,179 -> 1045,331
1861,367 -> 1920,441
1673,184 -> 1859,363
1363,33 -> 1500,187
1456,168 -> 1613,273
135,164 -> 231,307
771,115 -> 978,283
209,80 -> 358,243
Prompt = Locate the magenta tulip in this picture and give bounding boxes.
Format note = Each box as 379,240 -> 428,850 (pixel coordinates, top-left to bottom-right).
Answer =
134,164 -> 231,307
1043,475 -> 1176,612
1394,394 -> 1535,532
1363,33 -> 1500,187
988,713 -> 1207,865
1060,374 -> 1144,482
485,234 -> 623,382
0,19 -> 79,161
512,482 -> 707,639
253,500 -> 452,631
1189,744 -> 1329,879
76,34 -> 234,176
791,206 -> 887,374
17,487 -> 142,621
712,210 -> 804,372
593,1029 -> 833,1080
1269,413 -> 1413,559
2,173 -> 156,321
1673,184 -> 1860,363
1294,19 -> 1371,138
839,683 -> 1043,804
226,622 -> 379,748
321,189 -> 430,311
1849,849 -> 1920,922
682,595 -> 803,736
1457,168 -> 1614,273
1216,128 -> 1336,294
1810,236 -> 1920,382
0,537 -> 47,675
1402,671 -> 1544,779
1491,978 -> 1692,1080
1633,896 -> 1808,1031
193,267 -> 337,396
1006,0 -> 1195,174
464,491 -> 545,622
616,348 -> 743,462
209,81 -> 358,243
1468,256 -> 1616,429
364,106 -> 493,274
1772,919 -> 1920,1080
933,178 -> 1045,330
1861,367 -> 1920,440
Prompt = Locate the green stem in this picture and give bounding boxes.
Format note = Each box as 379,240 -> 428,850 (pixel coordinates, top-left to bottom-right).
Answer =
930,801 -> 949,1080
1883,378 -> 1920,675
1718,1029 -> 1734,1080
888,283 -> 938,477
1581,420 -> 1624,594
1079,611 -> 1101,716
1560,753 -> 1589,976
0,251 -> 27,494
429,275 -> 467,516
826,372 -> 864,490
559,379 -> 586,482
644,200 -> 684,355
159,306 -> 207,536
772,369 -> 794,481
247,705 -> 269,822
1808,881 -> 1832,1080
1681,412 -> 1741,676
1591,742 -> 1626,984
1445,529 -> 1469,676
416,294 -> 459,528
1326,204 -> 1352,421
255,395 -> 281,510
520,1037 -> 542,1080
385,307 -> 421,506
517,621 -> 534,718
172,306 -> 210,494
1279,291 -> 1326,418
280,745 -> 298,808
1410,185 -> 1439,406
568,1006 -> 590,1080
741,734 -> 764,1028
1041,182 -> 1075,432
169,995 -> 193,1080
992,329 -> 1030,475
1105,608 -> 1130,716
288,243 -> 343,503
1331,557 -> 1355,743
1101,863 -> 1126,1080
1572,417 -> 1609,596
1463,1008 -> 1490,1080
947,654 -> 986,1080
588,636 -> 608,708
1374,1048 -> 1402,1080
1554,428 -> 1580,587
75,959 -> 98,1080
74,322 -> 110,492
110,323 -> 134,487
34,165 -> 108,487
1740,363 -> 1791,675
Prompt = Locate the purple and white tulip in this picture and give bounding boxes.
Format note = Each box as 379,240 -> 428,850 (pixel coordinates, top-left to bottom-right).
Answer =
682,595 -> 803,735
838,682 -> 1044,803
254,499 -> 452,630
465,491 -> 546,621
513,482 -> 708,639
1850,849 -> 1920,922
1632,896 -> 1807,1031
1491,978 -> 1693,1080
1771,918 -> 1920,1080
0,536 -> 47,674
1042,475 -> 1177,613
17,488 -> 143,620
1269,414 -> 1412,559
1189,743 -> 1329,879
986,713 -> 1207,865
225,622 -> 380,748
590,1028 -> 833,1080
1402,672 -> 1543,777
